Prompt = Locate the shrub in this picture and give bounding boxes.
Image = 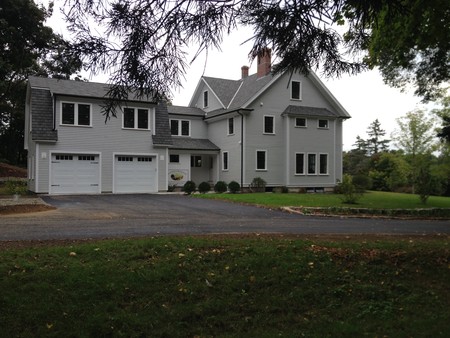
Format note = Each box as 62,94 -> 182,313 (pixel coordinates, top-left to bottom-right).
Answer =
228,181 -> 240,193
5,179 -> 28,195
198,182 -> 211,194
167,184 -> 177,192
281,186 -> 289,193
250,177 -> 266,192
352,174 -> 371,192
182,181 -> 196,195
337,174 -> 363,204
214,181 -> 228,193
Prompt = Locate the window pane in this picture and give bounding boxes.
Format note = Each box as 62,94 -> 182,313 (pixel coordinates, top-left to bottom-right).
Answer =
62,103 -> 75,124
203,91 -> 208,107
296,153 -> 304,174
264,116 -> 274,134
138,109 -> 148,129
181,120 -> 189,136
291,81 -> 300,99
295,118 -> 306,127
257,151 -> 266,170
169,154 -> 179,163
78,104 -> 90,126
319,119 -> 328,128
170,120 -> 179,135
223,152 -> 228,170
228,117 -> 234,134
320,154 -> 328,174
308,154 -> 316,174
124,108 -> 135,128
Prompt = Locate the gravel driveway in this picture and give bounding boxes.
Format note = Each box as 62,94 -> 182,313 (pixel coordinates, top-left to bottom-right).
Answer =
1,194 -> 449,241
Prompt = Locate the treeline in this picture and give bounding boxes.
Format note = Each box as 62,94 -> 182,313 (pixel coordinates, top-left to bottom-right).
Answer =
344,101 -> 450,198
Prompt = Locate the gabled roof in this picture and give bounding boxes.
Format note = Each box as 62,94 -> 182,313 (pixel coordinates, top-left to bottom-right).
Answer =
28,76 -> 155,102
189,71 -> 350,119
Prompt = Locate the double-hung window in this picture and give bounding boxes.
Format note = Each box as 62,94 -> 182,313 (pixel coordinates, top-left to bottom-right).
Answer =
291,80 -> 302,100
222,151 -> 229,171
123,107 -> 150,130
170,119 -> 190,136
319,154 -> 328,175
264,115 -> 275,134
318,119 -> 329,129
295,117 -> 307,127
203,91 -> 209,108
295,153 -> 305,175
307,153 -> 316,175
61,102 -> 91,126
228,117 -> 234,135
256,150 -> 267,170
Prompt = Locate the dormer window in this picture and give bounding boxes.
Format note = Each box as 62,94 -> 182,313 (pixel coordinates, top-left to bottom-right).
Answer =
203,90 -> 209,108
291,80 -> 302,100
61,102 -> 91,126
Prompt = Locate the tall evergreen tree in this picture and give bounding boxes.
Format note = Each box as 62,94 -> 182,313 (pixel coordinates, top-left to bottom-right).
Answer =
366,119 -> 390,155
0,0 -> 81,165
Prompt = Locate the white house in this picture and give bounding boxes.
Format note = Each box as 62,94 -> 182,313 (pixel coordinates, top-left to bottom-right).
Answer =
25,51 -> 350,194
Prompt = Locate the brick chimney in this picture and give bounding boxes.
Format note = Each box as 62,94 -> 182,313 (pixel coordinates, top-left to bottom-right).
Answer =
257,48 -> 271,78
241,65 -> 249,79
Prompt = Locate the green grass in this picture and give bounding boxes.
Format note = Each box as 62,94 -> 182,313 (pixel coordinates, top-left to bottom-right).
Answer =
1,236 -> 449,337
195,190 -> 450,209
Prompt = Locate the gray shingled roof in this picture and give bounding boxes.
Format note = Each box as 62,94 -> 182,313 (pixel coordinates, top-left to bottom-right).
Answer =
168,105 -> 205,116
282,105 -> 344,118
28,76 -> 154,102
171,138 -> 219,151
202,73 -> 274,111
152,102 -> 173,146
31,88 -> 58,141
202,77 -> 242,107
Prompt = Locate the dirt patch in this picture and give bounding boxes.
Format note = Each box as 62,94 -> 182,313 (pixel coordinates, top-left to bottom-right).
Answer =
0,163 -> 27,178
0,204 -> 56,215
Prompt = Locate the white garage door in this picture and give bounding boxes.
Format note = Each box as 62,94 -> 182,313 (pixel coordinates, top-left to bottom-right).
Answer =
114,155 -> 157,193
50,154 -> 100,194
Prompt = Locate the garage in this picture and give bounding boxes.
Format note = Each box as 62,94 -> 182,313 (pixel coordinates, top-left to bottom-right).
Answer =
50,153 -> 100,194
114,155 -> 158,193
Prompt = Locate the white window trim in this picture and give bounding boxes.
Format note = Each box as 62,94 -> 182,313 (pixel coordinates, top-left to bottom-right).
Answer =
295,117 -> 307,128
307,153 -> 317,175
122,107 -> 151,130
256,149 -> 267,171
170,119 -> 191,136
227,117 -> 234,136
60,101 -> 92,127
290,80 -> 302,101
295,152 -> 305,175
319,153 -> 329,175
263,115 -> 275,135
318,119 -> 329,129
222,151 -> 229,171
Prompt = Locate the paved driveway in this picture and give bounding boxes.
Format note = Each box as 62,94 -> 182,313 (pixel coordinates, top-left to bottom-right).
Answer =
1,194 -> 449,241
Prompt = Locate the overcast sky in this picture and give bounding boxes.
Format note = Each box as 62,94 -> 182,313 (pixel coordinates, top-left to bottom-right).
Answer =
42,0 -> 429,150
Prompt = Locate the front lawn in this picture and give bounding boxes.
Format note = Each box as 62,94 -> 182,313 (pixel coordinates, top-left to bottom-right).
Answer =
0,236 -> 449,337
195,190 -> 450,209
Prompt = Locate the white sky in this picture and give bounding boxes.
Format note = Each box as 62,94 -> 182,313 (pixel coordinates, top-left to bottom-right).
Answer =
42,0 -> 429,150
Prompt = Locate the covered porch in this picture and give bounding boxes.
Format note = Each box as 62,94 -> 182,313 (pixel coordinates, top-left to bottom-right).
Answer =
168,138 -> 220,190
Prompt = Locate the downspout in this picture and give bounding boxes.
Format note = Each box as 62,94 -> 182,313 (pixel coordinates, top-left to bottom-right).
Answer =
237,111 -> 244,189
